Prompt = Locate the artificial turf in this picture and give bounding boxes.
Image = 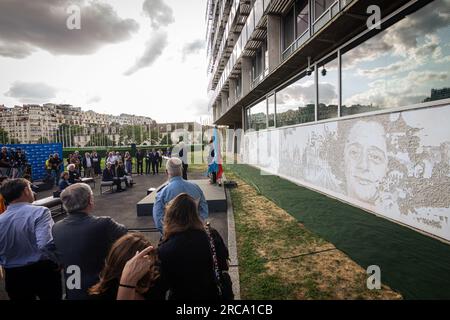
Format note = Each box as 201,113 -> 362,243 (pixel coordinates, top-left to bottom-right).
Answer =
227,164 -> 450,299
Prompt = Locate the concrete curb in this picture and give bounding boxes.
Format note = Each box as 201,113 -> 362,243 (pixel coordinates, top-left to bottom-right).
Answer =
225,187 -> 241,300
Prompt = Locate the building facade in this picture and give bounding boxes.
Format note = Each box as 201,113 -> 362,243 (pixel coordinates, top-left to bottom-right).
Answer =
206,0 -> 450,241
0,104 -> 156,146
157,122 -> 204,145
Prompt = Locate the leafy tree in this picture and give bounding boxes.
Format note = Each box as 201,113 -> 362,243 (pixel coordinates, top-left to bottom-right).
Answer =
0,128 -> 20,144
37,137 -> 49,144
86,133 -> 114,147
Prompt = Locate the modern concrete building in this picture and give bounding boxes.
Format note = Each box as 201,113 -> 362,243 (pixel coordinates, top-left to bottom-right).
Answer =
206,0 -> 450,242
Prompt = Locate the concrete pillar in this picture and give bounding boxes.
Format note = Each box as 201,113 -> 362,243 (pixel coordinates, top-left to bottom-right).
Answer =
221,91 -> 229,113
267,14 -> 281,73
241,57 -> 252,96
213,104 -> 218,123
229,78 -> 237,107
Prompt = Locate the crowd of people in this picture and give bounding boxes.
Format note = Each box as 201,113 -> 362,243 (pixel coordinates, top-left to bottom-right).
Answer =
0,157 -> 233,300
0,146 -> 30,179
55,148 -> 169,193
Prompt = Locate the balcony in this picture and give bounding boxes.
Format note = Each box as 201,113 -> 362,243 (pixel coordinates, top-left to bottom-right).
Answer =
209,0 -> 271,110
214,0 -> 416,125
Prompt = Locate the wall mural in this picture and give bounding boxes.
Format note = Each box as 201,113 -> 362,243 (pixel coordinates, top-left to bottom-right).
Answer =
243,105 -> 450,241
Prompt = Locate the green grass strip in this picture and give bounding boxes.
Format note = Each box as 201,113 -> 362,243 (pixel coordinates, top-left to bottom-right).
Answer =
226,164 -> 450,299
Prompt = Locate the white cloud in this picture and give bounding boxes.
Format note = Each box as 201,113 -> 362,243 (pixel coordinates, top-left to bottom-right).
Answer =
142,0 -> 175,30
124,30 -> 169,76
344,71 -> 449,108
5,81 -> 58,103
182,39 -> 205,61
0,0 -> 139,59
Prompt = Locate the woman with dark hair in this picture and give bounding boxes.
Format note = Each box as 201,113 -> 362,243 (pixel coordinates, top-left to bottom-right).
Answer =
89,233 -> 164,300
159,193 -> 230,300
118,193 -> 232,300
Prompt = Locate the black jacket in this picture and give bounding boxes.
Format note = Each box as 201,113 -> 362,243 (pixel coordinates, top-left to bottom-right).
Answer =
82,156 -> 92,169
52,212 -> 127,300
157,228 -> 229,300
68,170 -> 80,184
102,168 -> 115,181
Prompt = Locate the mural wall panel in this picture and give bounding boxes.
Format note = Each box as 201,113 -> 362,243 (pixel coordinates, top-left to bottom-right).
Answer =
243,105 -> 450,241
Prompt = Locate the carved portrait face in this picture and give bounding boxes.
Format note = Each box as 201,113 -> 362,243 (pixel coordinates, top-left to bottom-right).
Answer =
344,121 -> 388,204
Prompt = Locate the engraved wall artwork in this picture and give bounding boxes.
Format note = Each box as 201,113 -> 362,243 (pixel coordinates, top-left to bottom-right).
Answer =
243,105 -> 450,241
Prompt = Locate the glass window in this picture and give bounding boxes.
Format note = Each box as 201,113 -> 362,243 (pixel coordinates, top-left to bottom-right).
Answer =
341,1 -> 450,116
276,73 -> 316,127
318,54 -> 339,120
296,0 -> 309,36
314,0 -> 334,21
282,7 -> 295,50
268,94 -> 275,127
247,99 -> 267,131
252,45 -> 264,81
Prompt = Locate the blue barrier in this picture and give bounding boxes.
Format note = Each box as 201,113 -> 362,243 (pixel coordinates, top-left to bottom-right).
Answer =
0,143 -> 63,181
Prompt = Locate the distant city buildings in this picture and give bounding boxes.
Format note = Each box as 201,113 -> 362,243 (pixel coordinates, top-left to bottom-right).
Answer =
0,103 -> 206,147
0,103 -> 156,146
423,88 -> 450,103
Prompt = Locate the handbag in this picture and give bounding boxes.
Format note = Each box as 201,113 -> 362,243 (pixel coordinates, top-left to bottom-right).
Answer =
205,223 -> 234,300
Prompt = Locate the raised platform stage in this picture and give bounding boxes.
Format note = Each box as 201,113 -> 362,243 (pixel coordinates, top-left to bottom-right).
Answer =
136,179 -> 227,217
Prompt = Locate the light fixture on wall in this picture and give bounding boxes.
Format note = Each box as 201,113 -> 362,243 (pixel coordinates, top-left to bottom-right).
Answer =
306,56 -> 312,76
321,65 -> 327,76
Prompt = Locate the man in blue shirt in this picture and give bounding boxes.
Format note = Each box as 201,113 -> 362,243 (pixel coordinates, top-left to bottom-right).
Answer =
0,178 -> 62,300
153,157 -> 208,234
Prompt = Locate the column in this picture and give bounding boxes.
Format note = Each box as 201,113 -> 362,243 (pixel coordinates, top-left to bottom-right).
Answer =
221,91 -> 229,114
229,78 -> 237,107
241,57 -> 252,96
267,14 -> 281,73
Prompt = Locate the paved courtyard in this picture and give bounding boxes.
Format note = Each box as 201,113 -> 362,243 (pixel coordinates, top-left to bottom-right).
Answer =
0,171 -> 228,300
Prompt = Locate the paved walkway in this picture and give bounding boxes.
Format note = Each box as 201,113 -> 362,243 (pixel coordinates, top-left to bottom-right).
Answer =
0,171 -> 234,300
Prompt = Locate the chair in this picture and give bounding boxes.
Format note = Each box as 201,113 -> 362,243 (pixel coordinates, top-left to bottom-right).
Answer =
100,181 -> 114,195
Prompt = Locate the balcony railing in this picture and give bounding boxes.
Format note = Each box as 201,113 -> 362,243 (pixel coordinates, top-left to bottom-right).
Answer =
209,0 -> 269,110
209,0 -> 356,116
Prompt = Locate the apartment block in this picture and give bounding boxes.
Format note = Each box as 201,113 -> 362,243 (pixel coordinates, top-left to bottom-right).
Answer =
206,0 -> 450,241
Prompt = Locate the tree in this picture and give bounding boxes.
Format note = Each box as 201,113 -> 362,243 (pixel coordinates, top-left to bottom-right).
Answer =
0,128 -> 20,144
56,124 -> 83,147
37,137 -> 49,144
119,125 -> 150,145
86,133 -> 114,147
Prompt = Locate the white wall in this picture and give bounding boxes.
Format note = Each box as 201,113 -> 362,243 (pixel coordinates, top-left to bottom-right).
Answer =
243,104 -> 450,241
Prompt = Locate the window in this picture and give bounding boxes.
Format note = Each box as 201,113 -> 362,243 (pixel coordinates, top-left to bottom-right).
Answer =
314,0 -> 334,21
341,0 -> 450,116
252,40 -> 267,81
268,94 -> 275,127
318,54 -> 339,120
282,7 -> 295,51
247,99 -> 267,131
296,0 -> 309,36
276,73 -> 315,127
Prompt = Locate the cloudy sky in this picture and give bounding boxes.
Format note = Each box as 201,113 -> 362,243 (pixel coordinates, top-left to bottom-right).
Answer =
0,0 -> 210,123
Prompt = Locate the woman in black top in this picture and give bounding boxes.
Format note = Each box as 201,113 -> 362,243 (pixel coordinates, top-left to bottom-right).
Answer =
117,193 -> 231,300
158,193 -> 229,300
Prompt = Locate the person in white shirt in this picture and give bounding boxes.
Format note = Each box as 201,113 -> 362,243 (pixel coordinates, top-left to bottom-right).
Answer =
83,152 -> 94,178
